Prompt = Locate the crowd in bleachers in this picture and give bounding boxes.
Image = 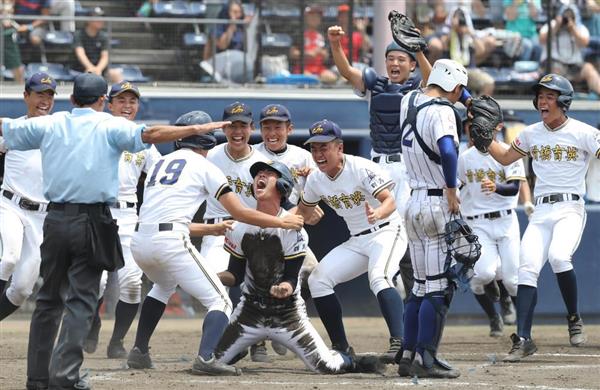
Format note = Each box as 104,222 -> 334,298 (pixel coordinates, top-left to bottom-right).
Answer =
1,0 -> 599,97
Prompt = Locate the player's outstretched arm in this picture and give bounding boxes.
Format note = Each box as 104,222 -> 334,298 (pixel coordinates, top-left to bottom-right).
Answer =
189,220 -> 234,237
288,204 -> 324,225
328,26 -> 364,92
367,189 -> 396,224
488,141 -> 524,166
141,121 -> 231,144
296,202 -> 317,223
219,192 -> 303,230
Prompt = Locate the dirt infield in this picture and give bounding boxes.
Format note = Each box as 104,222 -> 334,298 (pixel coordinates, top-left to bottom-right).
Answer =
1,317 -> 599,390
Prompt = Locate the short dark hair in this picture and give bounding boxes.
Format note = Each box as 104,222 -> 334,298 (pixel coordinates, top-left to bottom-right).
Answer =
73,95 -> 101,107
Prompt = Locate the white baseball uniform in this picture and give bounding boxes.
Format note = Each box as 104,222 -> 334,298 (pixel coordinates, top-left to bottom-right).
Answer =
301,154 -> 406,298
458,144 -> 526,297
511,118 -> 600,287
131,148 -> 232,315
399,89 -> 459,295
200,144 -> 268,272
0,121 -> 47,307
98,146 -> 161,304
214,213 -> 351,373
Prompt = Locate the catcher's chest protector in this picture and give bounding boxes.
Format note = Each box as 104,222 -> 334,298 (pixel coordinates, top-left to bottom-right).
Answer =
241,232 -> 285,296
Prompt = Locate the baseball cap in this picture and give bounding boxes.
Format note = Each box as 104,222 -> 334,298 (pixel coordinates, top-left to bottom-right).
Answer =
260,104 -> 291,123
108,81 -> 140,100
223,102 -> 253,123
385,41 -> 416,61
88,6 -> 104,16
338,4 -> 350,13
25,72 -> 57,94
427,59 -> 468,92
304,119 -> 342,144
73,73 -> 107,98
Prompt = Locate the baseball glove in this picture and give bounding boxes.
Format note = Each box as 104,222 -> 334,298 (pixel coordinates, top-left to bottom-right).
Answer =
468,95 -> 503,153
388,10 -> 427,53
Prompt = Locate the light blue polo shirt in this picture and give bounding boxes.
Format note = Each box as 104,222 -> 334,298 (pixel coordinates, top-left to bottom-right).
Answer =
2,107 -> 149,203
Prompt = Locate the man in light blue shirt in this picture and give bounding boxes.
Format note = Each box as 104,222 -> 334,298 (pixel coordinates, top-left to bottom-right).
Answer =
0,73 -> 230,390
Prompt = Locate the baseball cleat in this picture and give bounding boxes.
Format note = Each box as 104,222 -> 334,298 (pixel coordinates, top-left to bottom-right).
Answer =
127,347 -> 154,369
107,339 -> 127,359
397,357 -> 412,377
500,297 -> 516,325
489,314 -> 504,338
271,340 -> 287,356
381,337 -> 403,364
503,333 -> 537,362
409,359 -> 460,379
191,355 -> 242,376
250,341 -> 271,363
567,315 -> 586,346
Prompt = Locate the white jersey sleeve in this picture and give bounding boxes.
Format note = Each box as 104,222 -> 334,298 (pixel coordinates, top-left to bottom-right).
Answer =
143,145 -> 162,173
300,173 -> 321,207
283,228 -> 309,260
359,159 -> 394,197
581,127 -> 600,159
224,222 -> 244,258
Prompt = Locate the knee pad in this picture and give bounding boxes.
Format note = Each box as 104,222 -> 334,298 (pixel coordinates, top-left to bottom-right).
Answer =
307,268 -> 333,298
549,257 -> 573,274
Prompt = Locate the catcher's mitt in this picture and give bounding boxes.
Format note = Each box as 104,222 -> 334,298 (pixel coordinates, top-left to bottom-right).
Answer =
388,11 -> 427,53
468,95 -> 503,153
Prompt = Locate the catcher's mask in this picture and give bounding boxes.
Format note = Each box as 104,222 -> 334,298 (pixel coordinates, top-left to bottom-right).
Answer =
444,217 -> 481,267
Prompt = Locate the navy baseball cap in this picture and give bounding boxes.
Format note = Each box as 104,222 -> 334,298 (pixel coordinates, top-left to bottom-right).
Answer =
223,102 -> 253,123
260,104 -> 291,123
304,119 -> 342,144
385,41 -> 416,61
73,73 -> 107,98
25,72 -> 57,94
108,81 -> 140,100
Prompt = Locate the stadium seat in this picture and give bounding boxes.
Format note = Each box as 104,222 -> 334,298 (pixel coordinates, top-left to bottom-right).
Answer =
260,5 -> 301,18
266,74 -> 319,85
109,64 -> 151,83
75,1 -> 90,16
183,32 -> 207,47
1,66 -> 15,80
43,31 -> 74,46
25,63 -> 74,81
261,33 -> 292,49
188,2 -> 207,17
153,1 -> 192,17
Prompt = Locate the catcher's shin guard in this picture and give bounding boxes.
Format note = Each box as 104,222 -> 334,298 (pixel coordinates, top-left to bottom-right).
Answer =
417,285 -> 455,368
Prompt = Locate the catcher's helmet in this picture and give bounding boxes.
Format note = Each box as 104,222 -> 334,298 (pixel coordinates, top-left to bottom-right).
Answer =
532,73 -> 574,112
444,217 -> 481,267
174,111 -> 217,150
249,160 -> 294,202
385,41 -> 415,61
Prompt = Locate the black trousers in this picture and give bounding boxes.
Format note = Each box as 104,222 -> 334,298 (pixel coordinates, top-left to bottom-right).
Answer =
26,204 -> 118,389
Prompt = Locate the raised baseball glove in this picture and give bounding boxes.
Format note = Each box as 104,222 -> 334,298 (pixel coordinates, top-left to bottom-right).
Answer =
468,95 -> 503,153
388,10 -> 427,53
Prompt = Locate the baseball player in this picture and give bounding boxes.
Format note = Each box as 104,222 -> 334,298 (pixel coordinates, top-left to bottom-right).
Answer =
477,74 -> 598,361
395,59 -> 469,379
328,19 -> 432,305
0,73 -> 55,321
458,117 -> 525,338
83,82 -> 163,359
200,102 -> 274,361
125,111 -> 303,373
194,160 -> 383,376
296,119 -> 406,363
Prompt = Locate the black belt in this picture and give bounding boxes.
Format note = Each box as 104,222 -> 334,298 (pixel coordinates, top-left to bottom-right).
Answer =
372,154 -> 401,163
353,221 -> 390,237
466,209 -> 512,220
48,202 -> 107,214
2,189 -> 45,211
111,201 -> 136,209
134,223 -> 173,232
536,193 -> 580,205
410,189 -> 444,197
204,217 -> 233,224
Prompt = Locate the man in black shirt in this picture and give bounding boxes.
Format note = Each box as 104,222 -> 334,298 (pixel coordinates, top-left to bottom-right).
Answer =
73,7 -> 109,75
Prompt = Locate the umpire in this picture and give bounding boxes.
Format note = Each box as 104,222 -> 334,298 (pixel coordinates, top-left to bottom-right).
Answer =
0,73 -> 228,390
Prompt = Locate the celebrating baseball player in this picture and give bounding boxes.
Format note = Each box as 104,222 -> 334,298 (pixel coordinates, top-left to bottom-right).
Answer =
458,98 -> 525,338
0,73 -> 55,321
83,81 -> 163,359
328,12 -> 433,305
395,59 -> 469,379
192,160 -> 383,375
471,74 -> 599,362
297,119 -> 406,362
125,111 -> 303,374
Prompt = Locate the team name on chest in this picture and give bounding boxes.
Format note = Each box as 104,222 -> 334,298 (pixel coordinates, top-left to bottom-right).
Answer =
227,175 -> 252,197
123,151 -> 145,167
530,144 -> 579,162
320,191 -> 366,210
465,168 -> 506,183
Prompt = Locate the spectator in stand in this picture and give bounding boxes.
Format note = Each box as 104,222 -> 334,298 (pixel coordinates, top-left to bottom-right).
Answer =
539,4 -> 600,95
415,0 -> 449,63
504,0 -> 543,62
336,4 -> 371,66
447,7 -> 496,67
202,0 -> 254,83
289,6 -> 337,83
2,0 -> 25,83
580,0 -> 600,64
14,0 -> 49,47
48,0 -> 75,32
73,7 -> 108,75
